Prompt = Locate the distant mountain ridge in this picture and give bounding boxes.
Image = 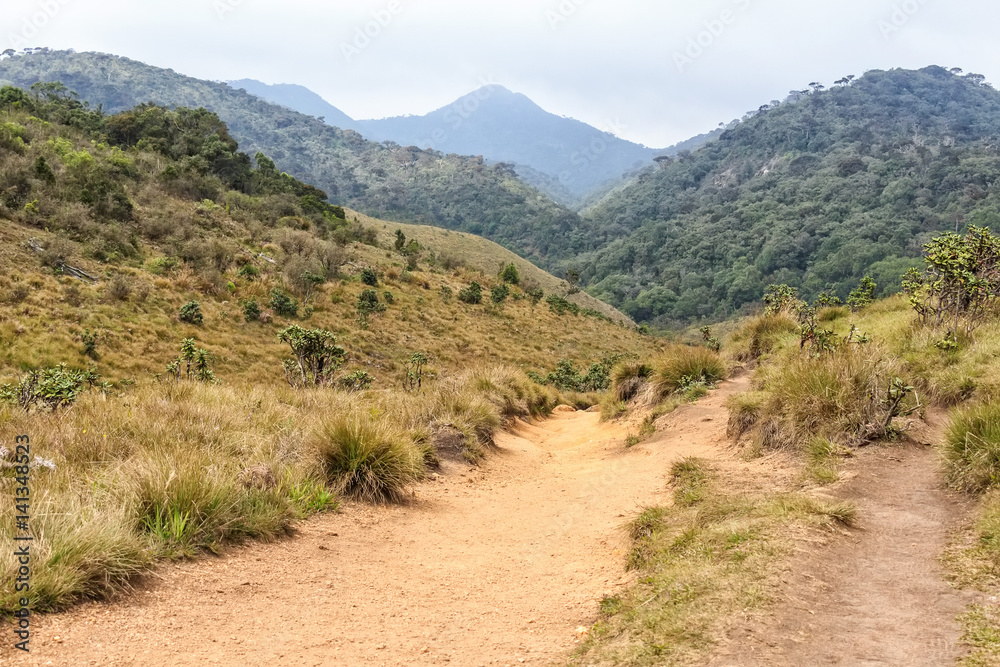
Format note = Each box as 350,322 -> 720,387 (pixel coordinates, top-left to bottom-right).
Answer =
222,78 -> 721,207
0,50 -> 586,264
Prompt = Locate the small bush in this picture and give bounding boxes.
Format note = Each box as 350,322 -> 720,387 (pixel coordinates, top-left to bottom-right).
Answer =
310,415 -> 424,503
847,276 -> 877,312
458,281 -> 483,304
651,346 -> 727,399
105,274 -> 132,303
269,289 -> 299,318
360,267 -> 379,286
491,283 -> 510,306
237,264 -> 260,280
241,298 -> 261,323
943,401 -> 1000,493
278,325 -> 346,387
0,365 -> 101,411
179,301 -> 204,325
499,263 -> 520,285
340,370 -> 375,392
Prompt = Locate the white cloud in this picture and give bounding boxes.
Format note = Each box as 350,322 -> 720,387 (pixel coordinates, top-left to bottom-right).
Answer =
4,0 -> 999,146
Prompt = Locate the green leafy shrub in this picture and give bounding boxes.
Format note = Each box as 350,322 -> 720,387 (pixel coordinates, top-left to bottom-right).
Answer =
847,276 -> 877,312
763,284 -> 801,315
360,267 -> 379,286
269,289 -> 299,317
238,264 -> 260,280
546,294 -> 580,316
81,329 -> 99,360
458,282 -> 483,304
278,325 -> 347,387
355,288 -> 386,328
339,370 -> 375,392
943,401 -> 1000,493
164,339 -> 216,383
491,283 -> 510,305
0,365 -> 101,411
309,415 -> 423,503
178,301 -> 203,325
382,290 -> 395,304
499,263 -> 520,285
241,298 -> 261,323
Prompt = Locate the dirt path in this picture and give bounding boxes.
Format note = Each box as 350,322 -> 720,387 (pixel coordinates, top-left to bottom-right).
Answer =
2,381 -> 747,667
709,431 -> 979,666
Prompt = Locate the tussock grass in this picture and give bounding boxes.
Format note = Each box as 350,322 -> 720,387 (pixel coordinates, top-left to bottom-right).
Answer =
576,459 -> 856,666
958,604 -> 1000,667
311,415 -> 423,503
740,344 -> 911,451
943,401 -> 1000,494
611,360 -> 654,403
727,313 -> 798,363
651,346 -> 727,400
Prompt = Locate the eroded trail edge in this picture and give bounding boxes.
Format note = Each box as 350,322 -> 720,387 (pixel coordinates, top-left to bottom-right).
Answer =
2,381 -> 746,667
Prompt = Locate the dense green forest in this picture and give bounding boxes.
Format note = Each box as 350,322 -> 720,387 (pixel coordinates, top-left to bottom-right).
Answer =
0,50 -> 584,263
578,66 -> 1000,323
5,54 -> 1000,326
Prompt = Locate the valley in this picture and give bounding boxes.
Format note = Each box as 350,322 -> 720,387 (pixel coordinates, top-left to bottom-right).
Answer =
2,38 -> 1000,667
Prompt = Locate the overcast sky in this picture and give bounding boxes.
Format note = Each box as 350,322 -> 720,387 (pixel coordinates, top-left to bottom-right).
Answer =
4,0 -> 999,147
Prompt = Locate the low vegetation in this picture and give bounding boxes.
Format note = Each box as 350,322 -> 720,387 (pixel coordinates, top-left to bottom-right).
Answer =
574,458 -> 855,665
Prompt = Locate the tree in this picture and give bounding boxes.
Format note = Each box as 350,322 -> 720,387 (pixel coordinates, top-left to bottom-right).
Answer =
394,229 -> 406,252
403,353 -> 428,392
499,262 -> 520,285
491,283 -> 510,306
278,325 -> 347,387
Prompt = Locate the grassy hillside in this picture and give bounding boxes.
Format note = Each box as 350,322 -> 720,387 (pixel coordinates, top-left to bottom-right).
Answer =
0,50 -> 588,264
0,87 -> 660,615
579,66 -> 1000,324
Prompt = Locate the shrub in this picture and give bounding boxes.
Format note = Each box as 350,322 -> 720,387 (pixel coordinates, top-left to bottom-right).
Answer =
651,347 -> 727,399
360,267 -> 379,287
491,283 -> 510,306
339,370 -> 375,392
356,288 -> 386,328
847,276 -> 877,312
81,329 -> 99,360
440,285 -> 453,303
763,283 -> 801,315
458,281 -> 483,304
277,325 -> 347,387
269,289 -> 299,317
0,365 -> 101,411
237,264 -> 260,280
105,274 -> 132,303
179,301 -> 204,325
241,298 -> 261,323
310,415 -> 424,503
546,294 -> 580,316
404,353 -> 428,392
499,263 -> 520,285
943,401 -> 1000,493
383,290 -> 395,304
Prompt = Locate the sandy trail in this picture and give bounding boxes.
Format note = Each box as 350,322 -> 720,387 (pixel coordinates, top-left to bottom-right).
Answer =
2,381 -> 746,667
709,423 -> 979,666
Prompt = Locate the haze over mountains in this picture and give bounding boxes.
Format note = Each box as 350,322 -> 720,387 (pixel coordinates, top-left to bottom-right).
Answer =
227,78 -> 721,207
3,50 -> 999,326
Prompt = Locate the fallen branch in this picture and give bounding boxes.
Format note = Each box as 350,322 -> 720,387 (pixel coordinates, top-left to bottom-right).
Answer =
26,238 -> 100,283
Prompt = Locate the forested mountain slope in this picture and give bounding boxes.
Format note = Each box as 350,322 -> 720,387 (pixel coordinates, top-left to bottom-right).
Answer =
0,50 -> 585,264
580,66 -> 1000,323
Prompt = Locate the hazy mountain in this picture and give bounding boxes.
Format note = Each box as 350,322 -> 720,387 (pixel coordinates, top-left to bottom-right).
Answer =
577,66 -> 1000,323
355,85 -> 662,201
0,50 -> 587,264
226,78 -> 359,132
